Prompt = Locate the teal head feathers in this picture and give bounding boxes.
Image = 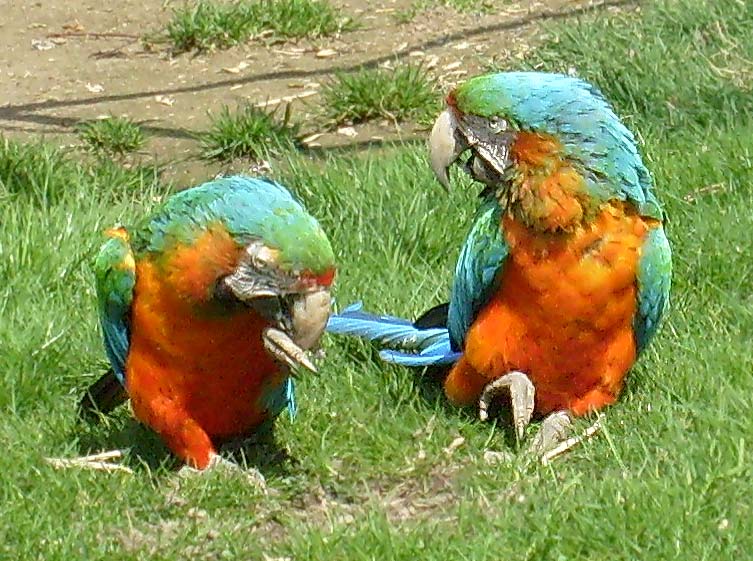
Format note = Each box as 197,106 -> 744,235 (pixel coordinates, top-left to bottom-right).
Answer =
134,176 -> 335,282
429,71 -> 663,222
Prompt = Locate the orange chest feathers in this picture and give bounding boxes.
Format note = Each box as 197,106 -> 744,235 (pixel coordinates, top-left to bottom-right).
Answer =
125,226 -> 282,437
463,203 -> 654,414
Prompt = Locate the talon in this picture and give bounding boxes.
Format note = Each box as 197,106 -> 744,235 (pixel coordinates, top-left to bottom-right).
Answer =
179,454 -> 267,491
478,370 -> 535,441
528,410 -> 573,456
540,414 -> 603,465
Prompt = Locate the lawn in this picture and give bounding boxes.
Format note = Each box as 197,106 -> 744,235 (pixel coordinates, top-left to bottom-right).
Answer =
1,0 -> 752,559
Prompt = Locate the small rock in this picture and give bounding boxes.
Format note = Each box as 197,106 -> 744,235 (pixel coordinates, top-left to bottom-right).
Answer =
315,48 -> 337,58
483,450 -> 512,464
85,83 -> 105,93
221,61 -> 249,74
187,507 -> 208,519
155,95 -> 175,106
63,21 -> 85,32
31,39 -> 55,51
336,126 -> 357,138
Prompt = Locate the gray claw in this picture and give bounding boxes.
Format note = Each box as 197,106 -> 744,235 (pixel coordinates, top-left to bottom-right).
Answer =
179,454 -> 267,490
262,327 -> 317,374
528,411 -> 573,456
478,371 -> 535,441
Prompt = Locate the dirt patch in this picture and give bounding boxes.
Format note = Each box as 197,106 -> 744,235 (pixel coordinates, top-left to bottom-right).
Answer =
0,0 -> 629,185
114,462 -> 469,556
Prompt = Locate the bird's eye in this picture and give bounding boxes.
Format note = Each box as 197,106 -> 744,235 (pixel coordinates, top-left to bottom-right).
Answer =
252,255 -> 270,269
250,244 -> 279,270
489,117 -> 507,133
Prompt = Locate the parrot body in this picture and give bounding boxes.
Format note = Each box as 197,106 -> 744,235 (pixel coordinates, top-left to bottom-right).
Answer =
328,72 -> 670,445
83,176 -> 335,469
445,201 -> 653,416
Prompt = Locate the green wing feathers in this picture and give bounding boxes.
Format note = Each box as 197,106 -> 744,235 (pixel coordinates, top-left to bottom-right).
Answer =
447,198 -> 509,350
634,226 -> 672,354
94,228 -> 136,383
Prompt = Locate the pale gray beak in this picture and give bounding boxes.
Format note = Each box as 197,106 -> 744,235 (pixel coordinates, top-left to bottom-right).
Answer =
289,290 -> 332,350
261,290 -> 332,375
263,327 -> 318,374
428,109 -> 465,190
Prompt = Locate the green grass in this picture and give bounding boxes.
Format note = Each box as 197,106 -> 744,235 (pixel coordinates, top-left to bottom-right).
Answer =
320,64 -> 439,126
198,102 -> 300,161
0,136 -> 159,207
3,0 -> 753,558
163,0 -> 355,53
394,0 -> 503,23
76,117 -> 147,157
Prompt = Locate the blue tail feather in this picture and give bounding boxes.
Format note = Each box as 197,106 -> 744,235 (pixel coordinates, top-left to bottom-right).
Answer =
326,303 -> 461,367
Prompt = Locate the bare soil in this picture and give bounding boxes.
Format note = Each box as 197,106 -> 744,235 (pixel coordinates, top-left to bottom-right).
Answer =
0,0 -> 623,184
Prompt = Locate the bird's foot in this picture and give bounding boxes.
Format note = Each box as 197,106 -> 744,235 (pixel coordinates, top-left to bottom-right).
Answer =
178,454 -> 267,491
478,371 -> 603,463
527,410 -> 573,456
45,449 -> 133,474
478,370 -> 535,441
537,414 -> 604,465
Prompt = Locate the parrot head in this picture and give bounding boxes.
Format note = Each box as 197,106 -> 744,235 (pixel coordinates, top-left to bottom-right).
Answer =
212,177 -> 336,375
148,176 -> 336,375
220,236 -> 335,374
429,72 -> 660,221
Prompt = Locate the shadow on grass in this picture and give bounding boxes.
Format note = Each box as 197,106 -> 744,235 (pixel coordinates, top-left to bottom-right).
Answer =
73,403 -> 300,478
0,0 -> 633,144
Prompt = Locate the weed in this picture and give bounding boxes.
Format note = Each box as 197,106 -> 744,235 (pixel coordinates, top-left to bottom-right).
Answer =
76,117 -> 147,157
320,64 -> 439,126
164,0 -> 355,53
198,103 -> 300,161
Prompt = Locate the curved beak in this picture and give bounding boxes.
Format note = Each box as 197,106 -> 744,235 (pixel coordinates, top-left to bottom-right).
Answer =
428,109 -> 466,190
261,290 -> 332,375
289,290 -> 332,350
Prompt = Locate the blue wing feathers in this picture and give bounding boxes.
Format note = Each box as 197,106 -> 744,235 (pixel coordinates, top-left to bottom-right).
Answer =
447,198 -> 508,348
261,378 -> 297,420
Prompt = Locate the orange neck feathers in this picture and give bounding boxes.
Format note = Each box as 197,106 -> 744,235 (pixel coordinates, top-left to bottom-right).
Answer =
507,132 -> 596,232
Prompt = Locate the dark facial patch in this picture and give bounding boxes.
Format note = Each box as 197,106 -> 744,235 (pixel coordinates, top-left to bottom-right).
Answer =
457,114 -> 515,179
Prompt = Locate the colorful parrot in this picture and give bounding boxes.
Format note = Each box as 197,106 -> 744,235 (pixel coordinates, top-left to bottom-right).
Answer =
327,72 -> 671,453
79,176 -> 336,471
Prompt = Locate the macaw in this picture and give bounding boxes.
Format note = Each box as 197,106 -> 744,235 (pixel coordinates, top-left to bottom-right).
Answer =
327,72 -> 671,453
79,176 -> 336,470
